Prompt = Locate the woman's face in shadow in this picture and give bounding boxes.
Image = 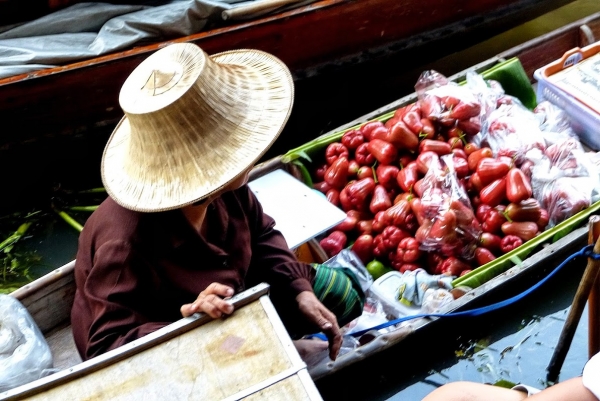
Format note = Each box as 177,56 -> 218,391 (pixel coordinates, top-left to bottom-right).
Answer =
191,167 -> 252,206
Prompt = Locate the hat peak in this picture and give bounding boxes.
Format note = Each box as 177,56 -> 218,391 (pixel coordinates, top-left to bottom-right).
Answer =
141,62 -> 184,96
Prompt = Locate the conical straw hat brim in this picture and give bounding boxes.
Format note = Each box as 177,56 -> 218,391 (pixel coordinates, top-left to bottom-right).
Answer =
101,44 -> 294,212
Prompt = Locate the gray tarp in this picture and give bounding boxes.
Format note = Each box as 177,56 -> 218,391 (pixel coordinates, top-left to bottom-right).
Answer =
0,0 -> 312,79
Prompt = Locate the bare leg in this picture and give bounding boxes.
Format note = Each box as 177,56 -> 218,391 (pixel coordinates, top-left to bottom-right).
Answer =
421,381 -> 528,401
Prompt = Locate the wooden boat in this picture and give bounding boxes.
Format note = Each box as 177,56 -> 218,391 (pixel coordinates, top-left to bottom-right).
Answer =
288,9 -> 600,382
2,281 -> 324,400
0,0 -> 576,163
3,9 -> 600,399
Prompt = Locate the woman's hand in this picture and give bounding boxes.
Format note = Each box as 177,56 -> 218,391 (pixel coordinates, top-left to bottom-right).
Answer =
296,291 -> 342,360
180,283 -> 235,318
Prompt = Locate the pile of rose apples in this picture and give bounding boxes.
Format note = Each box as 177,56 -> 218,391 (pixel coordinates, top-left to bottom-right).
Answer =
313,71 -> 593,279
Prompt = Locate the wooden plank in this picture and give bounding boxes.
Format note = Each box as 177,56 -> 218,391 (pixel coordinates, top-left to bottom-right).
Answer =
242,371 -> 322,401
23,299 -> 297,400
248,169 -> 345,249
44,324 -> 82,371
2,285 -> 322,401
12,261 -> 75,334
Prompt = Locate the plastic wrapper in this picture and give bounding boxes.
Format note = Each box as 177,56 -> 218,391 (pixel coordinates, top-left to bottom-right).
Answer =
415,70 -> 481,134
526,137 -> 591,179
533,100 -> 578,140
528,134 -> 600,227
0,294 -> 56,392
394,269 -> 454,307
480,102 -> 546,165
324,249 -> 373,292
463,72 -> 533,140
343,296 -> 389,335
416,154 -> 481,260
545,137 -> 592,175
534,176 -> 593,227
584,151 -> 600,203
420,288 -> 455,314
464,72 -> 508,124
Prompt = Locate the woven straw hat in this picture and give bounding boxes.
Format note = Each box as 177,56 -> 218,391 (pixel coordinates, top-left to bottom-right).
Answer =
101,43 -> 294,212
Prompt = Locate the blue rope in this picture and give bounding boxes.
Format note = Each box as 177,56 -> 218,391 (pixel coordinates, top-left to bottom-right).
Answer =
310,244 -> 600,341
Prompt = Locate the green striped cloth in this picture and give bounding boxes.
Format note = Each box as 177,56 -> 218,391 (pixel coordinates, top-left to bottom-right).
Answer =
312,264 -> 366,328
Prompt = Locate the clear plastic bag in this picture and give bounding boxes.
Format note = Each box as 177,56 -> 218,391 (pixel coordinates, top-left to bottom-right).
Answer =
324,249 -> 374,292
529,136 -> 600,227
421,288 -> 455,314
416,154 -> 481,260
393,268 -> 454,308
480,102 -> 546,165
533,100 -> 578,138
0,294 -> 56,392
534,176 -> 593,227
415,70 -> 481,134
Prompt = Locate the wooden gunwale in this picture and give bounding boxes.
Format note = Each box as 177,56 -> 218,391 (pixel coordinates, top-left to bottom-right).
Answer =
2,283 -> 274,400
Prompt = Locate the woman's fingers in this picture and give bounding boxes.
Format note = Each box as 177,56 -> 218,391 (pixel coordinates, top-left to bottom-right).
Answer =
180,283 -> 235,318
204,282 -> 234,298
320,314 -> 342,360
194,294 -> 234,317
295,291 -> 343,360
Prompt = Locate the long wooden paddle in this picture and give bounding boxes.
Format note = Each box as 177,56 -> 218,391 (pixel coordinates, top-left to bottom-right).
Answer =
588,217 -> 600,358
546,216 -> 600,382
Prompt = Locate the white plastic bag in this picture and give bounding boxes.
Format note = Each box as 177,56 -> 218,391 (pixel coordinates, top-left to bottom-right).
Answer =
324,249 -> 374,292
0,294 -> 55,392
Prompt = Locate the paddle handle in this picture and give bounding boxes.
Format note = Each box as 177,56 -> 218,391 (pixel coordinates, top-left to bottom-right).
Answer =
589,217 -> 600,358
222,0 -> 304,20
546,216 -> 600,382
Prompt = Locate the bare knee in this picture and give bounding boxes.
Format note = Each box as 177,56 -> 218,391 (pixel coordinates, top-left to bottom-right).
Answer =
422,381 -> 528,401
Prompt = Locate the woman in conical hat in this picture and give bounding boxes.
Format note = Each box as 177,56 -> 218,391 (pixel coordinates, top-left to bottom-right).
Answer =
71,43 -> 364,362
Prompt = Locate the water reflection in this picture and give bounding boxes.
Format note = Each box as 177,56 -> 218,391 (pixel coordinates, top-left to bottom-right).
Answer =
0,187 -> 105,292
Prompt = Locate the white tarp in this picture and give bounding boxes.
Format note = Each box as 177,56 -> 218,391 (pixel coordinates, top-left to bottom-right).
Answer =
0,0 -> 313,79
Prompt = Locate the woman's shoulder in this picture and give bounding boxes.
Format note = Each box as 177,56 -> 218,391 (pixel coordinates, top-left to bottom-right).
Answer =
219,185 -> 260,211
82,197 -> 150,240
94,197 -> 142,221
